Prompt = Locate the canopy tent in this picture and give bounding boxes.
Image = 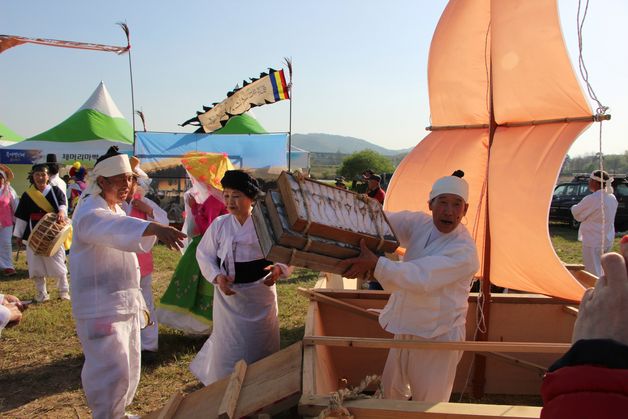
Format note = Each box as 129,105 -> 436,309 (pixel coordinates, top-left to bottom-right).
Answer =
3,81 -> 133,165
136,113 -> 307,177
0,122 -> 24,146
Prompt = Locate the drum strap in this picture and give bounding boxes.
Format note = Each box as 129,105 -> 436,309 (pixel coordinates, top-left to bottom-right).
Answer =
26,186 -> 54,213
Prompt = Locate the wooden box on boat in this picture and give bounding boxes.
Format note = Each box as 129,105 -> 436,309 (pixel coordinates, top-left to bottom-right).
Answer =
264,190 -> 361,259
252,197 -> 351,274
276,171 -> 399,253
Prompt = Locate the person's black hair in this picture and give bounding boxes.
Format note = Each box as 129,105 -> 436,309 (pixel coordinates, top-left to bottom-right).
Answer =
591,170 -> 610,182
221,170 -> 260,199
452,170 -> 465,178
95,146 -> 121,167
28,164 -> 49,185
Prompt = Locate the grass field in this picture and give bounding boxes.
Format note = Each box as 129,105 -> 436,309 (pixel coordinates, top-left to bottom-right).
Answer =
0,224 -> 623,418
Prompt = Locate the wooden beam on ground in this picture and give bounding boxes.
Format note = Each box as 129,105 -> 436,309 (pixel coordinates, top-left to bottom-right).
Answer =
299,395 -> 541,418
303,336 -> 570,353
297,287 -> 379,320
218,359 -> 247,419
143,342 -> 302,419
156,392 -> 184,419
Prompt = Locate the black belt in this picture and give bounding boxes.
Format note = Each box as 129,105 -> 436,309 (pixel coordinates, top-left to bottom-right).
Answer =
217,258 -> 273,284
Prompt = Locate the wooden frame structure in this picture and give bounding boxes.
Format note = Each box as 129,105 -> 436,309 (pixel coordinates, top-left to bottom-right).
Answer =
298,288 -> 578,418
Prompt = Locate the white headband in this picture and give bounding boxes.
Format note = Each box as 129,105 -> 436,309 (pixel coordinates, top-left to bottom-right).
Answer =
80,154 -> 132,203
590,172 -> 613,184
429,176 -> 469,202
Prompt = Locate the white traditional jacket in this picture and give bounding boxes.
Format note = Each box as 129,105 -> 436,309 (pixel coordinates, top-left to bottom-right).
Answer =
69,194 -> 156,319
571,190 -> 618,248
375,211 -> 479,339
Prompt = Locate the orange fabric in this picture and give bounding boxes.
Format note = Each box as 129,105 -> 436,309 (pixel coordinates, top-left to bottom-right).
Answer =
384,129 -> 489,279
428,0 -> 490,126
489,123 -> 589,301
491,0 -> 591,122
386,0 -> 595,301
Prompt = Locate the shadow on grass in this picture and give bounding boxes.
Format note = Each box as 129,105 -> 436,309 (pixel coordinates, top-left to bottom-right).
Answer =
0,268 -> 31,283
281,324 -> 306,348
0,353 -> 84,412
140,331 -> 207,372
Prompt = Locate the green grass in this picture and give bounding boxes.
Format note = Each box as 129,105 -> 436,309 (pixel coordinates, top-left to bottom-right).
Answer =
0,227 -> 624,417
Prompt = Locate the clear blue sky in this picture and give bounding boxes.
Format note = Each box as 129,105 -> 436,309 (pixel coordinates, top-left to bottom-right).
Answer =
1,0 -> 626,157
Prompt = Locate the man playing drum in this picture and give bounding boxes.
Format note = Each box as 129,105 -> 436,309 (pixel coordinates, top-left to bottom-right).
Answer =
69,146 -> 185,419
14,163 -> 70,302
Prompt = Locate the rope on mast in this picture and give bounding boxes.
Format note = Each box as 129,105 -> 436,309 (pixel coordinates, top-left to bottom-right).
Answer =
577,0 -> 612,261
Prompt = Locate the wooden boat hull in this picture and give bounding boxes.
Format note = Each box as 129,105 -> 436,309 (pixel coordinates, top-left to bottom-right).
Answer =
300,289 -> 577,418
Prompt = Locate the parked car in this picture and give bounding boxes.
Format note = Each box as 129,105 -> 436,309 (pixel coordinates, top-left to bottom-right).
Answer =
549,174 -> 628,230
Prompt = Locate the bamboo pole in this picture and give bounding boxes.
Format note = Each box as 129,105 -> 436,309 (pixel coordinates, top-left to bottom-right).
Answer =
426,114 -> 611,131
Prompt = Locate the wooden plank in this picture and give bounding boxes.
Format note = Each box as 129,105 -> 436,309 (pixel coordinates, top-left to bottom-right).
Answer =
156,392 -> 184,419
218,360 -> 247,419
298,287 -> 379,320
143,343 -> 303,419
484,352 -> 547,375
299,396 -> 541,418
301,302 -> 317,397
572,269 -> 597,288
303,336 -> 571,353
276,171 -> 399,253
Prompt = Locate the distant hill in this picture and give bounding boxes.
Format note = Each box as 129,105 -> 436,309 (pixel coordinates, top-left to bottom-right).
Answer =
292,133 -> 411,156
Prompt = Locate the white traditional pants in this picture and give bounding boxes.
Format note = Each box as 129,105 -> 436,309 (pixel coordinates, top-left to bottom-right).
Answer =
0,225 -> 13,270
382,325 -> 465,402
140,274 -> 158,352
26,245 -> 69,298
582,244 -> 612,277
76,312 -> 141,419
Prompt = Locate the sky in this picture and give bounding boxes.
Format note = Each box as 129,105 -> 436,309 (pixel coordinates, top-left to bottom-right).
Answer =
1,0 -> 626,157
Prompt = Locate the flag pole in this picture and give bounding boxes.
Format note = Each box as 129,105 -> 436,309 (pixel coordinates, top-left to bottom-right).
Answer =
285,58 -> 293,172
118,22 -> 136,154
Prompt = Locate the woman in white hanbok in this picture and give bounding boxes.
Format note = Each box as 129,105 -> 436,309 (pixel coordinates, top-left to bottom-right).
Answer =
190,170 -> 291,386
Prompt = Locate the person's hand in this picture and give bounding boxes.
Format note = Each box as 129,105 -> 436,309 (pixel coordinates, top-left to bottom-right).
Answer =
339,239 -> 379,279
57,210 -> 68,223
263,265 -> 283,286
144,223 -> 187,250
572,235 -> 628,346
132,199 -> 154,217
5,304 -> 22,327
3,294 -> 24,311
216,274 -> 236,296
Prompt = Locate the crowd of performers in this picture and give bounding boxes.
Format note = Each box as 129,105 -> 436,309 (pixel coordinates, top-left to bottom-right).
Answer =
1,147 -> 627,418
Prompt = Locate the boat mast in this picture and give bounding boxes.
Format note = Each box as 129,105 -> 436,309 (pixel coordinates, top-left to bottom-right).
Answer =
472,52 -> 496,399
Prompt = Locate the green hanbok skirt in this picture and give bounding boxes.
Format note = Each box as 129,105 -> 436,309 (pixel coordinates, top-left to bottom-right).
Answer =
156,235 -> 214,334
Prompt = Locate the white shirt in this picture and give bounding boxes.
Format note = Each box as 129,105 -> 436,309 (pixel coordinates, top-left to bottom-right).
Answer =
571,190 -> 618,247
375,211 -> 479,339
69,194 -> 156,319
49,174 -> 67,200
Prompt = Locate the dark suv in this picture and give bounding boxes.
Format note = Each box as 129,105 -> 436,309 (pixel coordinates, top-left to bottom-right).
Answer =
549,174 -> 628,230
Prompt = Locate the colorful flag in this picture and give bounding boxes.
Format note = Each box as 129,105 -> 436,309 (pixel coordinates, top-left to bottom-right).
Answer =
182,69 -> 291,133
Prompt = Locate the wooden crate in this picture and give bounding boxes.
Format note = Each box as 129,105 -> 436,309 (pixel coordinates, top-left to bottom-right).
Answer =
276,171 -> 399,253
252,197 -> 350,275
265,190 -> 360,259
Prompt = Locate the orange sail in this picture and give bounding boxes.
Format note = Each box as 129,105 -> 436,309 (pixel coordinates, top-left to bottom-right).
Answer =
386,0 -> 594,301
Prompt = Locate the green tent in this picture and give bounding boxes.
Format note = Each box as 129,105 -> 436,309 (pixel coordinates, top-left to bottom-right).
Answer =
213,113 -> 267,134
0,122 -> 24,146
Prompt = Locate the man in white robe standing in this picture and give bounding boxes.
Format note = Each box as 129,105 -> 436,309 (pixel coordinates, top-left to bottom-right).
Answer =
571,170 -> 618,277
70,146 -> 185,419
342,170 -> 479,403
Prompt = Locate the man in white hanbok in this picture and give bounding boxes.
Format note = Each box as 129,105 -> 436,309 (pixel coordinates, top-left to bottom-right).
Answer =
190,170 -> 291,386
121,158 -> 169,356
571,170 -> 618,277
70,146 -> 186,419
342,170 -> 479,402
